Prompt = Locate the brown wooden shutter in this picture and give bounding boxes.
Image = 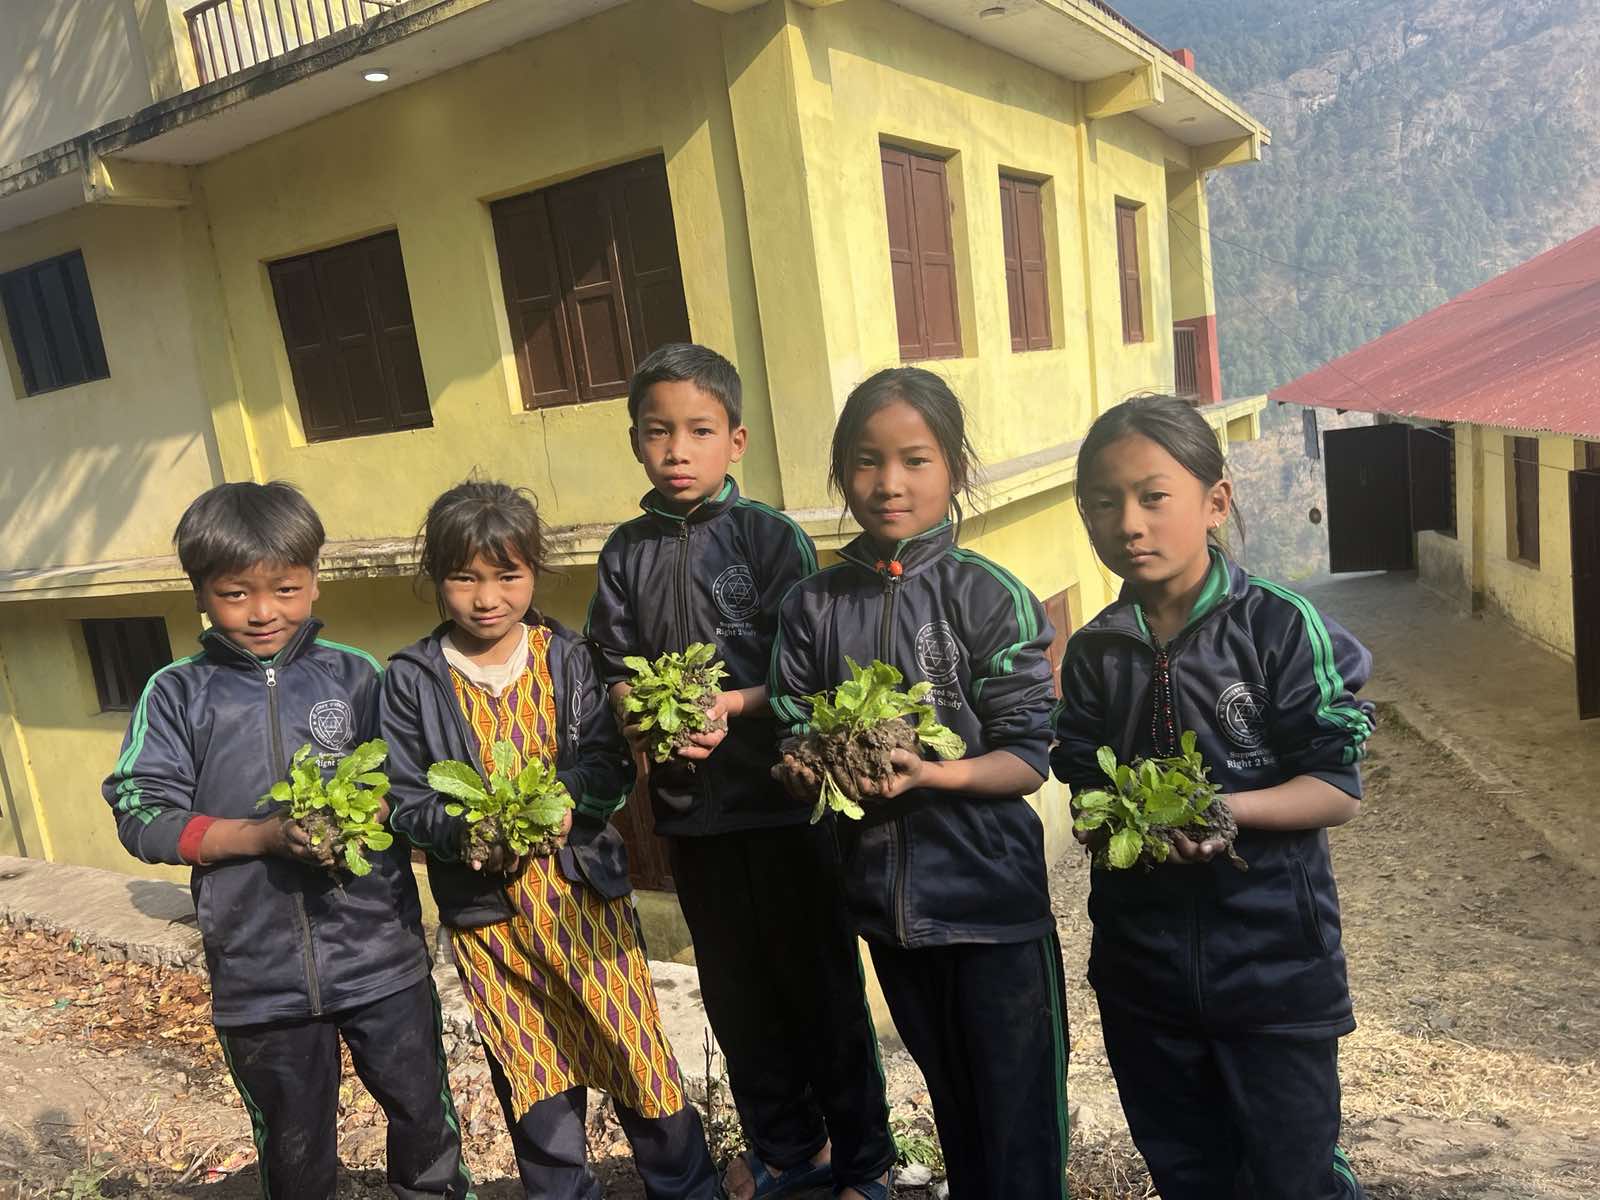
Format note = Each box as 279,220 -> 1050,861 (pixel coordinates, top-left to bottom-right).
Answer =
999,175 -> 1025,351
549,177 -> 632,402
1512,436 -> 1541,565
1043,587 -> 1075,700
491,155 -> 690,410
881,146 -> 928,359
910,154 -> 961,358
1586,442 -> 1600,471
269,230 -> 432,442
492,191 -> 578,409
611,158 -> 691,362
0,251 -> 109,395
1116,203 -> 1144,343
1001,175 -> 1051,352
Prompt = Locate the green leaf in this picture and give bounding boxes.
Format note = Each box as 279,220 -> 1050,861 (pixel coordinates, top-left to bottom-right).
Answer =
1096,746 -> 1118,782
365,830 -> 394,852
428,760 -> 489,803
1074,789 -> 1113,811
1181,729 -> 1198,757
1108,827 -> 1143,869
344,842 -> 372,876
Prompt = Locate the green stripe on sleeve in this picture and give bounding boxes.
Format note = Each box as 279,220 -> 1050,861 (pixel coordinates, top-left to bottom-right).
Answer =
1250,578 -> 1374,749
948,548 -> 1038,696
112,654 -> 204,826
314,637 -> 382,675
737,497 -> 819,575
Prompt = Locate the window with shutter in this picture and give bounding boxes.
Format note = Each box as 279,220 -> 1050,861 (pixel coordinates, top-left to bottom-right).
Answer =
1,250 -> 110,395
268,231 -> 432,442
1585,441 -> 1600,471
1115,202 -> 1145,344
1509,436 -> 1541,566
999,174 -> 1052,352
492,156 -> 690,410
82,618 -> 172,712
881,145 -> 963,361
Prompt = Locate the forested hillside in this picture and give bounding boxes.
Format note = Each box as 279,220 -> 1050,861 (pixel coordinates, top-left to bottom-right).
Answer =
1118,0 -> 1600,399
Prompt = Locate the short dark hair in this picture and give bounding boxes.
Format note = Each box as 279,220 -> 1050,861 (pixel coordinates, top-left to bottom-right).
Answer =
174,481 -> 325,588
627,342 -> 742,426
829,367 -> 982,528
1076,393 -> 1245,549
418,480 -> 550,615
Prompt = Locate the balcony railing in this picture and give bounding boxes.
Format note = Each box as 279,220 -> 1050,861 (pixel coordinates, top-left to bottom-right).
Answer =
1173,324 -> 1200,400
1082,0 -> 1188,64
185,0 -> 398,84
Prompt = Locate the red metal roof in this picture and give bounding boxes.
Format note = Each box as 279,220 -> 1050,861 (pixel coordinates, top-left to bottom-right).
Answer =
1270,224 -> 1600,438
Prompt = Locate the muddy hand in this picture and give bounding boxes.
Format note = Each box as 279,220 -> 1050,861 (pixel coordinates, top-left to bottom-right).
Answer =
678,693 -> 732,762
859,747 -> 924,801
271,817 -> 335,867
1168,830 -> 1227,864
774,752 -> 819,802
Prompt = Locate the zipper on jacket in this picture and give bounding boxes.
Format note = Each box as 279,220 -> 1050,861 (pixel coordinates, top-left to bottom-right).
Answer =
674,523 -> 691,649
264,663 -> 323,1016
1188,895 -> 1204,1016
876,564 -> 911,947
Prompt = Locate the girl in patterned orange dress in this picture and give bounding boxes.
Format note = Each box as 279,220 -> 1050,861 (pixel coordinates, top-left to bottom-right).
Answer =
383,480 -> 719,1200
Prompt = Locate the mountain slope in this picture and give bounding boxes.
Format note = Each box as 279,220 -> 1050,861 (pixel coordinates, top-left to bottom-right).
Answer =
1118,0 -> 1600,399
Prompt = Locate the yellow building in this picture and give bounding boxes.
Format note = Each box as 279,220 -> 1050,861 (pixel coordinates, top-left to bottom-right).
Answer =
0,0 -> 1267,931
1274,223 -> 1600,721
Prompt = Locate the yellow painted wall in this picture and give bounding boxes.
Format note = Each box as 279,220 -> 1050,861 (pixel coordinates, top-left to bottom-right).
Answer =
0,203 -> 225,569
197,0 -> 782,538
1418,426 -> 1578,659
759,0 -> 1194,487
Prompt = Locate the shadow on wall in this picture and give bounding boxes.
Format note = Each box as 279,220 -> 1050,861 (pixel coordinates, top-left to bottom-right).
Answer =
1227,401 -> 1375,583
0,438 -> 181,574
0,0 -> 159,167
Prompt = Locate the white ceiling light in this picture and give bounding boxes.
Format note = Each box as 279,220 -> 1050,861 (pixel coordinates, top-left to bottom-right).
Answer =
363,69 -> 390,83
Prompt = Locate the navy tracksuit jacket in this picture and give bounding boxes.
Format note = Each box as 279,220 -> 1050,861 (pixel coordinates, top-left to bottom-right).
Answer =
770,520 -> 1069,1198
585,478 -> 895,1189
1052,549 -> 1374,1199
102,619 -> 468,1199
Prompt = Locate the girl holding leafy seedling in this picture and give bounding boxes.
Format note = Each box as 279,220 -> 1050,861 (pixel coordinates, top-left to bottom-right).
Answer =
770,368 -> 1067,1199
381,481 -> 719,1200
1052,395 -> 1375,1200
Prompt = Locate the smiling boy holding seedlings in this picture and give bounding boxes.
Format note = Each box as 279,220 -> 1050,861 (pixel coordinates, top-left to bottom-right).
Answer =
587,344 -> 895,1200
102,481 -> 470,1200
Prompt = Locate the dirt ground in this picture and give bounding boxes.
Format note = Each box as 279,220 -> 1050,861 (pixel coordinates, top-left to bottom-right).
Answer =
2,709 -> 1597,1198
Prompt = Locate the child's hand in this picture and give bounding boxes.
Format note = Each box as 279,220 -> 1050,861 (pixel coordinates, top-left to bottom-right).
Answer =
860,748 -> 926,800
258,816 -> 335,867
773,744 -> 820,802
469,841 -> 524,876
1166,830 -> 1227,864
527,810 -> 574,857
678,691 -> 738,761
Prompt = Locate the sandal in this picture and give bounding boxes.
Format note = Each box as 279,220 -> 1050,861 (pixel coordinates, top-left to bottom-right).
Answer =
834,1169 -> 893,1199
734,1148 -> 833,1199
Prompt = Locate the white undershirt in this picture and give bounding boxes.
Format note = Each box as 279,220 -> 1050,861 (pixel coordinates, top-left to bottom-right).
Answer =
442,624 -> 530,699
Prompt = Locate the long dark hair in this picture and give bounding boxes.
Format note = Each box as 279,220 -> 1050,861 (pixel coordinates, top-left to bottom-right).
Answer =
828,367 -> 981,537
1076,394 -> 1245,551
416,480 -> 551,620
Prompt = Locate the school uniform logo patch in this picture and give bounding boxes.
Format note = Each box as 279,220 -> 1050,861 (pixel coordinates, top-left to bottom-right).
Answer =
1216,682 -> 1269,749
712,564 -> 759,621
309,699 -> 354,753
914,621 -> 961,684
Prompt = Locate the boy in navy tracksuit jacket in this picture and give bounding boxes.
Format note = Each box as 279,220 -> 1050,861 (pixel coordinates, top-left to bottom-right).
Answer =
586,344 -> 894,1199
103,482 -> 470,1200
770,368 -> 1068,1199
1053,395 -> 1373,1200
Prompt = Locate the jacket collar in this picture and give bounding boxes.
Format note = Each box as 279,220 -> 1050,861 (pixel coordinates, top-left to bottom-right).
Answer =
640,476 -> 739,528
838,518 -> 954,579
200,616 -> 323,669
1083,547 -> 1247,645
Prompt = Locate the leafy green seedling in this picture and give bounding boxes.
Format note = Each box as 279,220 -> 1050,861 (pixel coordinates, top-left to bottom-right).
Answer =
779,657 -> 966,823
257,740 -> 395,876
622,643 -> 729,763
1071,731 -> 1246,871
427,740 -> 574,861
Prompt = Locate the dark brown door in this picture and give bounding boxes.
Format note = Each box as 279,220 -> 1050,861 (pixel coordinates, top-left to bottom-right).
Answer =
1408,424 -> 1456,534
1571,468 -> 1600,720
1325,424 -> 1414,572
616,752 -> 674,891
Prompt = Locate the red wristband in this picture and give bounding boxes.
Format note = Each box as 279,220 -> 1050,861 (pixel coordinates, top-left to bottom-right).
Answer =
177,815 -> 218,865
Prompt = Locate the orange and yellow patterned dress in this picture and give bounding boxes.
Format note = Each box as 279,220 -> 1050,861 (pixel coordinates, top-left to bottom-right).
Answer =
446,624 -> 687,1120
